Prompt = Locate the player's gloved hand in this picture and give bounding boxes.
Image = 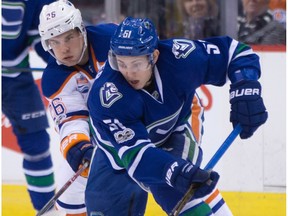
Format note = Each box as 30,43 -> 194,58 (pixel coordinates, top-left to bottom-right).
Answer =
191,170 -> 219,199
167,161 -> 219,199
229,80 -> 268,139
66,141 -> 94,177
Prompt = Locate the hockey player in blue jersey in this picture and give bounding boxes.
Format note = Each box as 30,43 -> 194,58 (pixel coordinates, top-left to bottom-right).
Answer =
38,1 -> 148,215
87,17 -> 268,215
2,0 -> 56,213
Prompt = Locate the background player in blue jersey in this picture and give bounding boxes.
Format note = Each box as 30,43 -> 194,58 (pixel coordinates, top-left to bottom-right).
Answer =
87,17 -> 268,215
2,0 -> 56,213
38,1 -> 148,215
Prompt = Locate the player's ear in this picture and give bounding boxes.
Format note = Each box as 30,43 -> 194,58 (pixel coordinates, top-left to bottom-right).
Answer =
152,49 -> 160,64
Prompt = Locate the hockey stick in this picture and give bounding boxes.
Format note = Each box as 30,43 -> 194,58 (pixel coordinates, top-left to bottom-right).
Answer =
2,67 -> 45,72
169,124 -> 242,216
36,161 -> 89,216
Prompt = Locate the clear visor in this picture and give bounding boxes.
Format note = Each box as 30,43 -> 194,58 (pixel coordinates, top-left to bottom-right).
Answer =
108,50 -> 119,70
108,50 -> 152,72
44,28 -> 87,65
46,29 -> 83,50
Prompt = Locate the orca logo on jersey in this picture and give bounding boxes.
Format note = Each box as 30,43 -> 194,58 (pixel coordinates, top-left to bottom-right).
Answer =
100,82 -> 123,108
172,39 -> 196,59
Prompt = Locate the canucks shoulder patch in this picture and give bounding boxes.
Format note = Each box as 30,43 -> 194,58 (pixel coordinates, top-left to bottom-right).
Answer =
100,82 -> 122,108
172,39 -> 196,59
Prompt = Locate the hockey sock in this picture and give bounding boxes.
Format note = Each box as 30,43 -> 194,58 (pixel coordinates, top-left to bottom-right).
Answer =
17,130 -> 55,211
204,189 -> 233,216
179,199 -> 214,216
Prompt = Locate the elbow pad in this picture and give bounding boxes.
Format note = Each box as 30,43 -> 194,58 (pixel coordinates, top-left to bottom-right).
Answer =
229,68 -> 260,83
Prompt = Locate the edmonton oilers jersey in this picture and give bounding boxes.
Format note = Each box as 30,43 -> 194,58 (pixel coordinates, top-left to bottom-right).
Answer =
41,23 -> 117,145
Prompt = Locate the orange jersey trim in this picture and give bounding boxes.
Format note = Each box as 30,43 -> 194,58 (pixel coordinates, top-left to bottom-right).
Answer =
89,44 -> 105,72
74,65 -> 94,79
191,95 -> 203,143
74,45 -> 105,76
49,71 -> 78,99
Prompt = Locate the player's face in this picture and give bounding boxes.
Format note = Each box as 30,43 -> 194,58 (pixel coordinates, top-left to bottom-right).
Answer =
47,29 -> 84,66
183,0 -> 208,19
116,55 -> 153,90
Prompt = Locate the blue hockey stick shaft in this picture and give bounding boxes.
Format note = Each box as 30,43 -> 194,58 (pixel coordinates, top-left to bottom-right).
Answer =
204,123 -> 242,170
169,124 -> 242,216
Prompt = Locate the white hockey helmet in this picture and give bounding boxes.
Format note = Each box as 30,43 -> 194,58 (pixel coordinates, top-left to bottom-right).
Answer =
38,0 -> 87,61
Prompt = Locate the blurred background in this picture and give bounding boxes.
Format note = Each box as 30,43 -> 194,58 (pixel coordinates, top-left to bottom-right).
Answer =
72,0 -> 286,44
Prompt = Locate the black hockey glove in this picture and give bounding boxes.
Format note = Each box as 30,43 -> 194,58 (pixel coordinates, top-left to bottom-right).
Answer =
66,141 -> 94,177
229,80 -> 268,139
167,161 -> 219,199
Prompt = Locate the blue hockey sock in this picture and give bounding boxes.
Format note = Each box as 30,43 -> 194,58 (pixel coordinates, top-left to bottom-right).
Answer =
17,130 -> 55,210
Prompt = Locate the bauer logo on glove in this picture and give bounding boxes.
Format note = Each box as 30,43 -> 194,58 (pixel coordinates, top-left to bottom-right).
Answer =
230,87 -> 260,100
229,80 -> 268,139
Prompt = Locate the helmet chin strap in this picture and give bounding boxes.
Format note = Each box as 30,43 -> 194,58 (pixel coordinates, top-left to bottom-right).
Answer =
76,32 -> 88,65
75,40 -> 88,65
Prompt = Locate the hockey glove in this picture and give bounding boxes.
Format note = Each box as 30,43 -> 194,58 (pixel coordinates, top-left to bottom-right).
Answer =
167,161 -> 219,199
230,80 -> 268,139
66,141 -> 94,177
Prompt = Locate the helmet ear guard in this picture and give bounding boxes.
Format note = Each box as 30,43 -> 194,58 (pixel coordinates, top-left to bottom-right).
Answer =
108,50 -> 119,71
148,53 -> 154,65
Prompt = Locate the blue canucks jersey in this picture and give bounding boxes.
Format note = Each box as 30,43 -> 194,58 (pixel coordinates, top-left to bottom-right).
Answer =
2,0 -> 53,73
88,36 -> 260,185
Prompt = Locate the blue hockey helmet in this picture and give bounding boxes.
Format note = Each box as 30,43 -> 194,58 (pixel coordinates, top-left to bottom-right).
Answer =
110,17 -> 158,56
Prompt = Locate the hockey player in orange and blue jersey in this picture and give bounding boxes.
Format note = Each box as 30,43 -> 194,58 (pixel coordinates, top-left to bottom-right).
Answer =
86,17 -> 268,215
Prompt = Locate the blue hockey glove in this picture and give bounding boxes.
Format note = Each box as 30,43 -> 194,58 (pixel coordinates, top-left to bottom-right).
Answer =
229,80 -> 268,139
66,141 -> 94,177
167,161 -> 219,199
